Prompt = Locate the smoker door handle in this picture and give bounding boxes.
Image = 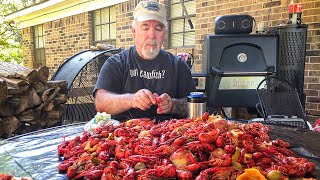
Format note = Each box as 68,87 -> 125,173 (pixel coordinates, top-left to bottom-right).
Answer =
210,66 -> 275,76
210,67 -> 224,75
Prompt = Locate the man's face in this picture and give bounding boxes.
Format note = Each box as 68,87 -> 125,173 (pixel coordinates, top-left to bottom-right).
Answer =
133,20 -> 166,60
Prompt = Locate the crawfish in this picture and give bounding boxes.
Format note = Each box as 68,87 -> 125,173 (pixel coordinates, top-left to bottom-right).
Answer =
224,131 -> 240,147
170,126 -> 188,137
303,162 -> 316,173
134,144 -> 155,155
125,118 -> 155,129
186,141 -> 215,153
272,139 -> 290,148
154,144 -> 176,156
213,119 -> 229,133
128,155 -> 160,165
242,139 -> 255,153
101,173 -> 122,180
74,169 -> 103,179
195,166 -> 235,180
171,136 -> 186,148
115,145 -> 132,159
198,129 -> 219,144
102,167 -> 121,180
149,120 -> 172,136
275,147 -> 296,157
207,154 -> 232,167
122,168 -> 136,180
168,119 -> 191,131
176,167 -> 193,180
58,156 -> 77,172
186,162 -> 208,173
215,135 -> 225,148
145,164 -> 177,178
195,121 -> 215,133
114,127 -> 132,137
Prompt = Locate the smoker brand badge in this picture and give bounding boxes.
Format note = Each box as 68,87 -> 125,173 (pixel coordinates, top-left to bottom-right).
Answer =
237,53 -> 247,63
145,1 -> 160,12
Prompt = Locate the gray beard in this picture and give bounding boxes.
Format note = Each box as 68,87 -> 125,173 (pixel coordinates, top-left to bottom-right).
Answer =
142,46 -> 160,60
142,40 -> 160,60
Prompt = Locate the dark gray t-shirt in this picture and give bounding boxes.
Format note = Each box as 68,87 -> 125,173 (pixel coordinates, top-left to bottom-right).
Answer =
94,46 -> 196,121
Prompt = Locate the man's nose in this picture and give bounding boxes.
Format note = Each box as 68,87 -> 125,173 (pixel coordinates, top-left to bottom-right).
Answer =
148,29 -> 156,39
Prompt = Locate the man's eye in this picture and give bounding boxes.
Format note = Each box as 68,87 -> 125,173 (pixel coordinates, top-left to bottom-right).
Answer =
156,26 -> 164,31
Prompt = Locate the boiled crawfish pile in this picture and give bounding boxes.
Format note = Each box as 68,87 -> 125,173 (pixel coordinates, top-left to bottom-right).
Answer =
57,115 -> 316,179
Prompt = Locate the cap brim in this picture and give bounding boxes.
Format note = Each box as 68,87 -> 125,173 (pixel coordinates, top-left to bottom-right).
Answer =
136,14 -> 167,27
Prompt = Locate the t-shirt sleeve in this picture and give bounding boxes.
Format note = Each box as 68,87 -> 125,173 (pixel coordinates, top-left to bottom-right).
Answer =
176,58 -> 196,98
93,55 -> 123,96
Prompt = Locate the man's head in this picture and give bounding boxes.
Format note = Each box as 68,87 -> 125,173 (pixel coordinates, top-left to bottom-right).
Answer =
132,1 -> 167,60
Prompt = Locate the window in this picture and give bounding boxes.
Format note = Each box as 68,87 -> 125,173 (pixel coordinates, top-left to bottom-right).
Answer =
93,6 -> 116,46
169,0 -> 196,47
33,24 -> 46,68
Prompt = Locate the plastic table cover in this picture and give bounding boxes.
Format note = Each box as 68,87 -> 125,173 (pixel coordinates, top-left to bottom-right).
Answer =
0,122 -> 319,180
0,122 -> 85,180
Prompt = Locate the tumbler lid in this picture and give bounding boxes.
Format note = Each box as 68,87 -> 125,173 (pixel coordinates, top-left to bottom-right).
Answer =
188,92 -> 205,98
187,92 -> 206,103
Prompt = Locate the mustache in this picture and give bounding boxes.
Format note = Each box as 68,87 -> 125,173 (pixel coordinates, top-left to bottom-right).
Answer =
145,39 -> 159,46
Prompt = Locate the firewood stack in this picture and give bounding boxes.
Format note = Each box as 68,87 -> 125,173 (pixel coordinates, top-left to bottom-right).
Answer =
0,62 -> 68,138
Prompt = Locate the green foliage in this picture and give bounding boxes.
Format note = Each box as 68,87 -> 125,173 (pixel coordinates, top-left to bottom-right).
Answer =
0,0 -> 45,64
0,0 -> 22,64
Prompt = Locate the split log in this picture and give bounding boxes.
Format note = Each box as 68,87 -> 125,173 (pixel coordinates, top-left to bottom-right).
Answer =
7,85 -> 29,95
54,94 -> 68,104
1,77 -> 28,88
36,87 -> 61,111
33,81 -> 47,94
44,102 -> 55,112
37,66 -> 49,84
0,103 -> 14,116
0,61 -> 38,84
46,118 -> 61,127
47,80 -> 68,94
0,79 -> 7,104
0,116 -> 20,138
0,63 -> 68,138
47,110 -> 61,119
31,88 -> 42,107
41,88 -> 55,102
18,69 -> 38,84
17,110 -> 36,123
16,88 -> 41,114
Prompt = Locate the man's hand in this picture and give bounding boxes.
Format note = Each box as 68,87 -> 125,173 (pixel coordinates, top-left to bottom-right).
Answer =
155,93 -> 172,114
131,89 -> 157,111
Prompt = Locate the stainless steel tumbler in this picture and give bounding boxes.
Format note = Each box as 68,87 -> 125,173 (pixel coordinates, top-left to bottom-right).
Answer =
187,92 -> 206,118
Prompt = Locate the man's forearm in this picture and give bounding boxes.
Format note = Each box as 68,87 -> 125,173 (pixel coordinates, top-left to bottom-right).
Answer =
171,98 -> 188,118
95,89 -> 132,115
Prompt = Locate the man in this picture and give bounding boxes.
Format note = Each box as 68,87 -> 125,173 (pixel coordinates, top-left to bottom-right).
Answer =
94,0 -> 196,121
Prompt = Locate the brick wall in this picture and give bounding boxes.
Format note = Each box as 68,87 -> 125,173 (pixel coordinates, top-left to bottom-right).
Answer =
20,0 -> 320,121
22,13 -> 93,75
21,27 -> 34,68
45,13 -> 92,75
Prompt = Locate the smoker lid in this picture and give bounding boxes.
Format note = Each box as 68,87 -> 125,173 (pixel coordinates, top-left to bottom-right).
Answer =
51,49 -> 121,89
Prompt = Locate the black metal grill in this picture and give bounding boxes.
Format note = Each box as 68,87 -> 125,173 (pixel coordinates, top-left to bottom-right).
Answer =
51,49 -> 122,124
256,76 -> 308,129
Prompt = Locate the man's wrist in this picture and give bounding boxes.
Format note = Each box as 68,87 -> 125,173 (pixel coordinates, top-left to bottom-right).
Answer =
171,98 -> 188,118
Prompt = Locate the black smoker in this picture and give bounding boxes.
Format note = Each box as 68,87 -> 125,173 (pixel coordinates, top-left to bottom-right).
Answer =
203,34 -> 278,109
